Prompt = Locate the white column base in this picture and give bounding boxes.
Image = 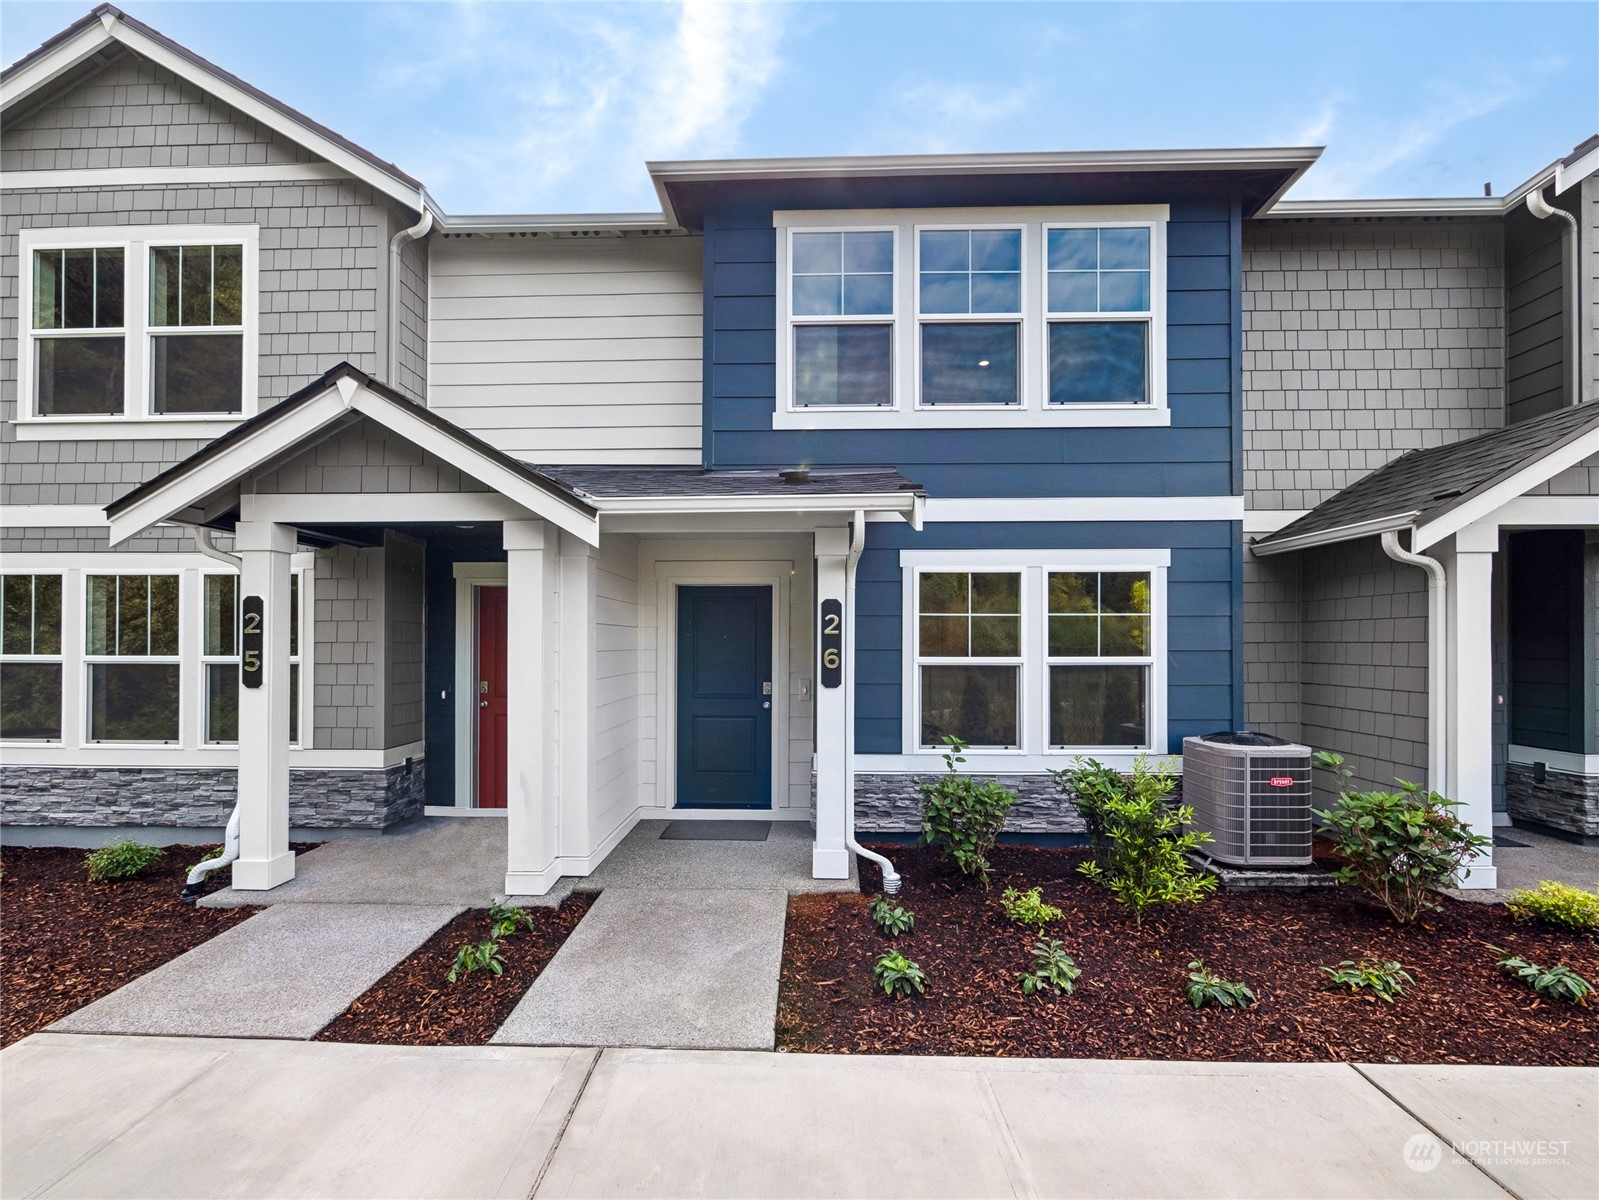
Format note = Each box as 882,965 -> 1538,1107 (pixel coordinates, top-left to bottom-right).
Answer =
812,847 -> 851,879
504,867 -> 562,897
1454,862 -> 1499,890
231,852 -> 296,891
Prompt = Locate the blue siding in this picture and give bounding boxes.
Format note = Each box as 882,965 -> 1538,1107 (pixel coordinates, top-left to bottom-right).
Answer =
854,520 -> 1239,755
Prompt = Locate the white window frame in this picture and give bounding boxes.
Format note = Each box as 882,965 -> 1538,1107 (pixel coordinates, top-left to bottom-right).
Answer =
82,571 -> 185,747
783,224 -> 899,412
17,224 -> 260,441
910,565 -> 1028,751
899,548 -> 1169,760
913,222 -> 1027,411
0,573 -> 66,745
1043,220 -> 1164,411
774,205 -> 1170,430
199,568 -> 308,750
1043,568 -> 1158,752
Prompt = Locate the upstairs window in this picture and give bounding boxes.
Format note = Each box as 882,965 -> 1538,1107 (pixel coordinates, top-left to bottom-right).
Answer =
150,245 -> 245,415
790,230 -> 894,407
917,228 -> 1022,407
1046,226 -> 1152,406
32,248 -> 126,416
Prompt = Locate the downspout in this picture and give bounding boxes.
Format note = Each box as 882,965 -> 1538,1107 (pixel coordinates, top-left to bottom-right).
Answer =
388,192 -> 433,391
845,510 -> 901,893
1380,530 -> 1448,797
182,527 -> 245,900
1525,188 -> 1585,405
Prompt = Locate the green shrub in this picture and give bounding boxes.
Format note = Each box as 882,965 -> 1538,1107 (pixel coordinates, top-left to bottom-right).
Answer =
1319,958 -> 1415,1003
1074,756 -> 1214,926
447,939 -> 505,984
1018,939 -> 1080,997
1185,958 -> 1256,1010
1312,751 -> 1493,924
918,736 -> 1015,887
1504,881 -> 1599,935
489,903 -> 536,939
1490,948 -> 1591,1005
873,950 -> 927,999
84,839 -> 164,883
1000,886 -> 1062,935
1050,757 -> 1137,873
868,895 -> 915,936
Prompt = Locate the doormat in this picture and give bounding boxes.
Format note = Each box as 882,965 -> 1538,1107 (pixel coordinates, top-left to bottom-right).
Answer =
659,820 -> 771,841
1493,834 -> 1531,848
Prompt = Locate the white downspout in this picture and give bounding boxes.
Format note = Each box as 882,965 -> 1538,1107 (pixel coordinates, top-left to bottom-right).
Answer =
182,527 -> 245,899
844,510 -> 901,893
1381,530 -> 1448,797
1525,188 -> 1586,406
388,192 -> 433,390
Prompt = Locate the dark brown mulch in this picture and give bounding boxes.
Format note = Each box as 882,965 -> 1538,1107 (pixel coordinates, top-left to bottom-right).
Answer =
778,843 -> 1599,1064
316,893 -> 596,1046
0,844 -> 284,1047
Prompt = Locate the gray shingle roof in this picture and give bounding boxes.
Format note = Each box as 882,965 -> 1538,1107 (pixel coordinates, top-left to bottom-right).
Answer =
1254,402 -> 1599,550
535,465 -> 923,501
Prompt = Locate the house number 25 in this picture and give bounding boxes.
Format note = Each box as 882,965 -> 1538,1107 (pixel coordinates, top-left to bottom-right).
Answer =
240,596 -> 264,689
819,599 -> 843,689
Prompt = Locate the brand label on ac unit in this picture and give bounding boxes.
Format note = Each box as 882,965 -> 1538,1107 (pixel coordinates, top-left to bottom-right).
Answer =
1268,776 -> 1294,788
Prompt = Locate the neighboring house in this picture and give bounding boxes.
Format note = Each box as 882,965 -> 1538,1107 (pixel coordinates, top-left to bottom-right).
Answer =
1,7 -> 1593,897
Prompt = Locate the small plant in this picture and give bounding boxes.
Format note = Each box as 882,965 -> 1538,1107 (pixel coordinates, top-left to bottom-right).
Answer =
918,736 -> 1016,887
84,839 -> 164,883
873,950 -> 927,998
1018,939 -> 1081,997
1312,751 -> 1491,924
446,939 -> 505,984
868,894 -> 915,936
489,903 -> 536,938
1185,958 -> 1256,1009
1490,947 -> 1591,1006
1000,886 -> 1062,935
1504,881 -> 1599,936
1050,757 -> 1131,873
1319,957 -> 1415,1003
1073,756 -> 1215,926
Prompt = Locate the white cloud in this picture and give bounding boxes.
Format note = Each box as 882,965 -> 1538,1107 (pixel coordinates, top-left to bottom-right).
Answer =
860,79 -> 1039,155
378,1 -> 788,212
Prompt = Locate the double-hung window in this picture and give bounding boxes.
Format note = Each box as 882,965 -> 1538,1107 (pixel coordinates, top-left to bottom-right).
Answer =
1046,571 -> 1151,747
916,571 -> 1023,748
0,574 -> 64,741
790,229 -> 895,407
1046,225 -> 1153,406
203,573 -> 303,746
917,227 -> 1022,406
85,574 -> 181,744
20,226 -> 257,433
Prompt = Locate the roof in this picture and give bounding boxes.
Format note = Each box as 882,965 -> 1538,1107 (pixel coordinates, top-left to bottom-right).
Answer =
539,465 -> 922,502
1253,403 -> 1599,555
647,146 -> 1323,229
2,5 -> 427,211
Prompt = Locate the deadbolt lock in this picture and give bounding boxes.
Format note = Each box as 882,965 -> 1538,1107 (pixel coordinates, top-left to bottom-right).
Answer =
762,681 -> 773,695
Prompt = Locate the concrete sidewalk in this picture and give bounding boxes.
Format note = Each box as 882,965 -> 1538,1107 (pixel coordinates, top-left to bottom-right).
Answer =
4,1035 -> 1595,1200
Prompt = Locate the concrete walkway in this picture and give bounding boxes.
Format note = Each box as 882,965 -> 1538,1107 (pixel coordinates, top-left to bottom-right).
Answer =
5,1035 -> 1595,1199
1447,828 -> 1599,904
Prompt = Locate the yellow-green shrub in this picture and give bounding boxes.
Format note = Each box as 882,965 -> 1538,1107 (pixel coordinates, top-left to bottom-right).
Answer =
1505,881 -> 1599,935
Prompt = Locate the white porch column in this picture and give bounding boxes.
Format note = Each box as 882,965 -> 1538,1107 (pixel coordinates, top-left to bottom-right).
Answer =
813,528 -> 851,879
557,530 -> 594,863
504,519 -> 558,895
231,520 -> 296,890
1444,521 -> 1498,888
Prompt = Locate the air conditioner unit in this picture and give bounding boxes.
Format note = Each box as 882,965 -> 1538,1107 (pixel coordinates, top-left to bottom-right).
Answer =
1182,732 -> 1314,867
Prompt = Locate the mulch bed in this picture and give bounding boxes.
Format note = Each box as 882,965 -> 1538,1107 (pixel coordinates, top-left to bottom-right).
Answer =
0,844 -> 270,1047
316,893 -> 596,1046
777,843 -> 1599,1064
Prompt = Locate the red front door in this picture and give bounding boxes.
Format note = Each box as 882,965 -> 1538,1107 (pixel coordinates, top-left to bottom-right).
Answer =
476,586 -> 508,809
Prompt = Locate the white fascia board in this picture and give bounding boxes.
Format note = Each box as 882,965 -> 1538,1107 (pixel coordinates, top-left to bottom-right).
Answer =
1263,196 -> 1507,219
243,491 -> 531,525
107,389 -> 351,545
589,493 -> 919,518
1249,513 -> 1418,556
1495,496 -> 1599,527
2,163 -> 350,191
0,19 -> 115,110
345,390 -> 599,545
436,212 -> 679,234
1555,144 -> 1599,195
1413,426 -> 1599,551
863,496 -> 1245,524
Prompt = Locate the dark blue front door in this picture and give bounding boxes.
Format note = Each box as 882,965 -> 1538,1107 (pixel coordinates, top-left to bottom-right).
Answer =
676,586 -> 772,809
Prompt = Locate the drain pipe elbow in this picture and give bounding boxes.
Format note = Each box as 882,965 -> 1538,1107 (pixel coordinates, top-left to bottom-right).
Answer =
1525,188 -> 1586,405
181,803 -> 241,901
843,510 -> 901,893
191,527 -> 242,570
1381,530 -> 1449,797
388,193 -> 434,391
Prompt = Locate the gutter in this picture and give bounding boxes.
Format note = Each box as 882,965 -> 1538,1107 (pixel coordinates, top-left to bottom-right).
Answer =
1250,512 -> 1419,556
1380,530 -> 1448,797
1525,187 -> 1587,406
844,510 -> 901,893
388,192 -> 434,393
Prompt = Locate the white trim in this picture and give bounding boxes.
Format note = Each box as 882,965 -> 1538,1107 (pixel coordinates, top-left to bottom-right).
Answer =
2,163 -> 351,191
1243,509 -> 1308,534
856,753 -> 1183,774
244,493 -> 532,526
772,205 -> 1170,430
0,745 -> 421,769
867,496 -> 1242,524
653,559 -> 792,813
593,492 -> 920,518
1508,745 -> 1599,776
425,805 -> 505,817
897,549 -> 1169,758
0,505 -> 110,528
1496,496 -> 1599,527
18,224 -> 260,431
1413,425 -> 1599,551
452,562 -> 507,811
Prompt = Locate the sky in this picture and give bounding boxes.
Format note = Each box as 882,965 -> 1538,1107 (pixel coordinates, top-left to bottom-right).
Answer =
4,1 -> 1595,216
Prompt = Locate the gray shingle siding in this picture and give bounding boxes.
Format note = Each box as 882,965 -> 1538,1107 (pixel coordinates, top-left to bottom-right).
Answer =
1243,222 -> 1505,511
382,531 -> 425,748
312,545 -> 384,752
252,415 -> 490,495
1242,550 -> 1301,739
1504,201 -> 1567,422
0,523 -> 190,555
393,218 -> 428,403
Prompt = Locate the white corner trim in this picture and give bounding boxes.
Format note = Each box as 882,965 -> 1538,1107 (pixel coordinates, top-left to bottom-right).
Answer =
868,497 -> 1243,524
1414,425 -> 1599,551
1,163 -> 353,192
0,505 -> 110,528
1507,745 -> 1599,776
1242,508 -> 1308,534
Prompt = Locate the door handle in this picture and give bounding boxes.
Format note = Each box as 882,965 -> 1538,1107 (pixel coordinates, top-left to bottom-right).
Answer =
480,700 -> 488,708
762,701 -> 771,709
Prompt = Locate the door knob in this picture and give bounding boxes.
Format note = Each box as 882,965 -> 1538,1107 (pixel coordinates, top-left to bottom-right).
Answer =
480,700 -> 488,708
762,701 -> 771,710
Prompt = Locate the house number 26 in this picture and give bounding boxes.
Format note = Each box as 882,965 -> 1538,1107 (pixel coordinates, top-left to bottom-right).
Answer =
819,599 -> 843,689
240,596 -> 264,689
